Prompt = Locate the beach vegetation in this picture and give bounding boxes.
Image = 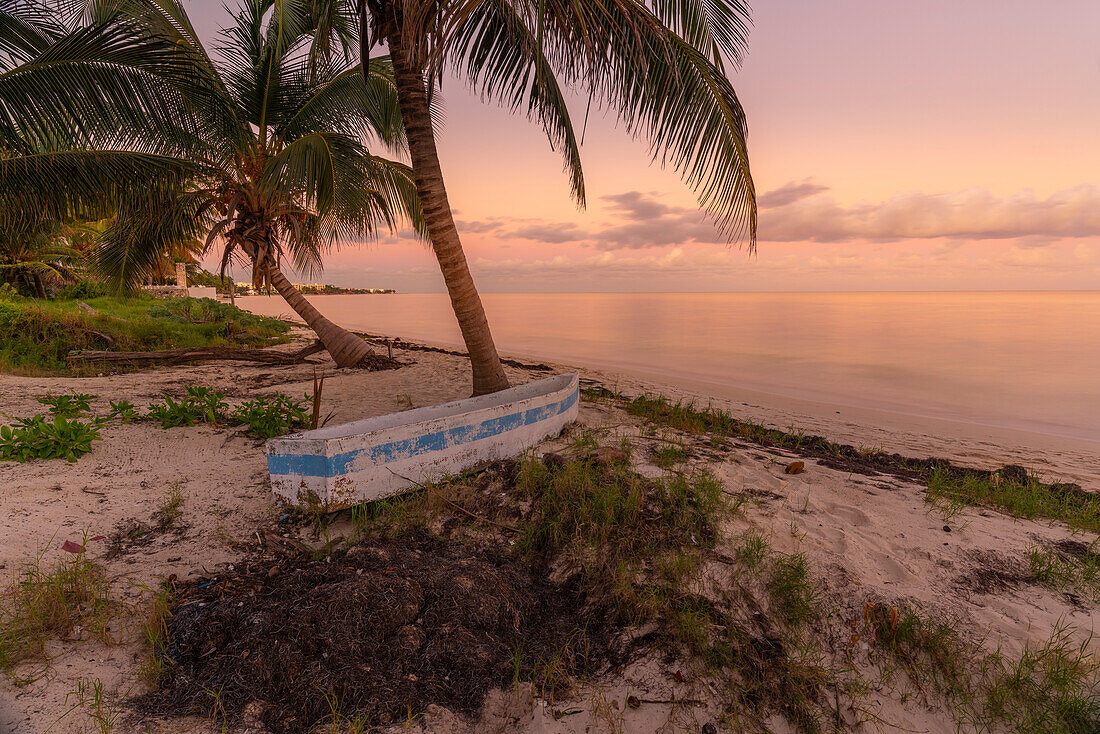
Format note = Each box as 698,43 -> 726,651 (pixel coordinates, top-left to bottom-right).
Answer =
137,584 -> 175,687
926,468 -> 1100,535
144,386 -> 310,437
0,414 -> 102,462
0,0 -> 422,369
146,388 -> 226,429
0,541 -> 117,680
37,393 -> 94,418
0,295 -> 288,375
153,486 -> 185,531
767,552 -> 819,626
514,454 -> 725,615
1028,543 -> 1100,601
231,393 -> 311,438
865,605 -> 1100,732
106,400 -> 139,423
736,530 -> 770,570
652,444 -> 689,469
64,678 -> 119,734
592,390 -> 1100,534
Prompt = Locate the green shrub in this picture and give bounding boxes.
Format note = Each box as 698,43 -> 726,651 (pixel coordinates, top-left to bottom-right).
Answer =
146,386 -> 229,428
0,302 -> 102,373
107,399 -> 139,423
54,280 -> 111,300
0,415 -> 102,462
231,393 -> 310,438
146,297 -> 286,334
184,386 -> 228,423
36,393 -> 93,418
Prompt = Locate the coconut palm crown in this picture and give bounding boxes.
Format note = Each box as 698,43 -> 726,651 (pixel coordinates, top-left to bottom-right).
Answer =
357,0 -> 757,392
0,0 -> 423,366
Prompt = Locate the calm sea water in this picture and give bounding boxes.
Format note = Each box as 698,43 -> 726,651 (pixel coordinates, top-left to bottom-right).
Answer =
237,292 -> 1100,441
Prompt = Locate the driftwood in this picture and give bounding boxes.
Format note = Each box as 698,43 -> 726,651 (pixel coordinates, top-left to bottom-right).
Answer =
68,340 -> 327,367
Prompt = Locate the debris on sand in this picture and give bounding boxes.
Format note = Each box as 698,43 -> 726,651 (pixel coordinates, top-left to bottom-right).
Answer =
137,530 -> 610,733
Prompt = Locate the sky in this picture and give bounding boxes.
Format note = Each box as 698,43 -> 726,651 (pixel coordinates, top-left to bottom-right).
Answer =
192,0 -> 1100,293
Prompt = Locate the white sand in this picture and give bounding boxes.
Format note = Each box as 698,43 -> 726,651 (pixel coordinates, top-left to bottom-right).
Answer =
0,331 -> 1096,733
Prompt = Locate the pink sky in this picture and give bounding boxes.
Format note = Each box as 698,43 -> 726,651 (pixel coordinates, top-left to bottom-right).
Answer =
192,0 -> 1100,292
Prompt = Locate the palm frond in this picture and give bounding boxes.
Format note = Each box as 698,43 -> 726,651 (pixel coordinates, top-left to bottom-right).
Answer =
599,19 -> 755,244
437,0 -> 755,245
447,0 -> 584,204
0,0 -> 66,64
0,149 -> 199,228
277,57 -> 406,151
93,188 -> 208,288
649,0 -> 750,70
262,131 -> 423,254
0,17 -> 207,151
89,0 -> 255,153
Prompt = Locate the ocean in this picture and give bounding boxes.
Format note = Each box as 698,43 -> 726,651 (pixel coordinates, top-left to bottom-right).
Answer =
237,291 -> 1100,443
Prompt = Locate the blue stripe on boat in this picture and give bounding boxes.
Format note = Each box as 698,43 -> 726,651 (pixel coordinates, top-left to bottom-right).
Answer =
268,388 -> 578,478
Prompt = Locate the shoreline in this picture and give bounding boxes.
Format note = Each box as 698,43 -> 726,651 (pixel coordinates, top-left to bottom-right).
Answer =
351,327 -> 1100,491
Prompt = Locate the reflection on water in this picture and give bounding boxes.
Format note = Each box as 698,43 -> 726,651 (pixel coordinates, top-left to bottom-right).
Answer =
237,292 -> 1100,441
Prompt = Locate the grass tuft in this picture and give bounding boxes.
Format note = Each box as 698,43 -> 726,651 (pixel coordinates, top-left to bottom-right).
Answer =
865,604 -> 1100,732
0,543 -> 117,678
768,553 -> 819,626
515,453 -> 724,618
1028,543 -> 1100,601
927,468 -> 1100,534
153,485 -> 185,531
137,583 -> 175,687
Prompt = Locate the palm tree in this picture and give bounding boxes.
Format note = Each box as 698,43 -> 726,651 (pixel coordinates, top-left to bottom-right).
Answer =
0,218 -> 83,297
0,0 -> 422,367
357,0 -> 757,393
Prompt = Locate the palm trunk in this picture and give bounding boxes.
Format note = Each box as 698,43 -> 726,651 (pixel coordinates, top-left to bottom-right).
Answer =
266,262 -> 376,368
386,28 -> 511,396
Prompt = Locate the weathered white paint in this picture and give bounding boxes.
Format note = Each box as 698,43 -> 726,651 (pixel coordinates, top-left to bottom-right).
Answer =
266,372 -> 579,509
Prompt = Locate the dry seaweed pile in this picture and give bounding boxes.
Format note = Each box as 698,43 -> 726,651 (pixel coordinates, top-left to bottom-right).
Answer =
137,530 -> 609,732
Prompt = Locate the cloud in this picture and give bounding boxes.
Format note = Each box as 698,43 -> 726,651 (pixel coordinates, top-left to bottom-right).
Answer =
509,222 -> 589,244
760,185 -> 1100,243
455,218 -> 507,234
465,193 -> 724,250
601,191 -> 677,220
461,184 -> 1100,252
758,179 -> 830,208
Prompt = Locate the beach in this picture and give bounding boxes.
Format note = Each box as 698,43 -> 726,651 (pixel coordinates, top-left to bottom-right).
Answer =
1,326 -> 1096,733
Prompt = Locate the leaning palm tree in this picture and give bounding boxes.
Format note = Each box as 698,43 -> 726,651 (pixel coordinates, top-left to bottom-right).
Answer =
0,0 -> 422,366
356,0 -> 756,393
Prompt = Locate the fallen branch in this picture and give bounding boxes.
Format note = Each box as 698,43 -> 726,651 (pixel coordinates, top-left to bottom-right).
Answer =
67,340 -> 327,367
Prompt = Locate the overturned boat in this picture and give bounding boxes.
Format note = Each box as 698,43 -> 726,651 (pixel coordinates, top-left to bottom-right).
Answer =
267,372 -> 579,509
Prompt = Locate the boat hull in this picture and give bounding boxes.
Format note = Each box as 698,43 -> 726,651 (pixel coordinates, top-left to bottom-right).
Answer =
266,372 -> 579,509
